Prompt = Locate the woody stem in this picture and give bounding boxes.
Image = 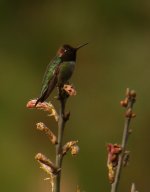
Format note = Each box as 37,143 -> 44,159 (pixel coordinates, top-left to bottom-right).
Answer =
111,95 -> 135,192
54,91 -> 67,192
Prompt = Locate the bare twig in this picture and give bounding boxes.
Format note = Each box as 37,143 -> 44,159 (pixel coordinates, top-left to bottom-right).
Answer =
110,88 -> 136,192
27,86 -> 78,192
54,91 -> 68,192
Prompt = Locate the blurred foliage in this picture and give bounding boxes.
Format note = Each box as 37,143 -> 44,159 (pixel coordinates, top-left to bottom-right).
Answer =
0,0 -> 150,191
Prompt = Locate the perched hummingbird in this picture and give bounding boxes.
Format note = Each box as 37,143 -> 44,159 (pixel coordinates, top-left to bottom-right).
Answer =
35,43 -> 88,105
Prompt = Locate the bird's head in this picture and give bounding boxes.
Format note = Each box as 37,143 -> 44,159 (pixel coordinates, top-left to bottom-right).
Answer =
57,43 -> 88,61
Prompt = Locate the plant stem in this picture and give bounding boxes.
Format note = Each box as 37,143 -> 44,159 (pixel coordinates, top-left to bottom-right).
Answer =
54,94 -> 66,192
111,95 -> 135,192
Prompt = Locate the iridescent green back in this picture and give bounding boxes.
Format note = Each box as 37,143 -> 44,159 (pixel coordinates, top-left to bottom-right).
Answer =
40,56 -> 62,96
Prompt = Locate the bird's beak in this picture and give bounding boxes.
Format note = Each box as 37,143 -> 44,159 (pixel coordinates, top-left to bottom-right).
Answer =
76,43 -> 88,50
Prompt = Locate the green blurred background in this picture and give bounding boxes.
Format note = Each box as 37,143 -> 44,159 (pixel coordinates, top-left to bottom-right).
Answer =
1,0 -> 150,191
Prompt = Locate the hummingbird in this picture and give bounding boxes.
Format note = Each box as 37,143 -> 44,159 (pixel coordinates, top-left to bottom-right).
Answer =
35,43 -> 88,106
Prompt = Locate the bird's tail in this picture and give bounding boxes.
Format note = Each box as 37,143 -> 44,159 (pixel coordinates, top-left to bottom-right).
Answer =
35,76 -> 57,106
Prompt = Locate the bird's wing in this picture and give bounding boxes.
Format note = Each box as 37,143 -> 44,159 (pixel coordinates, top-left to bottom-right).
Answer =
35,57 -> 61,105
40,57 -> 61,94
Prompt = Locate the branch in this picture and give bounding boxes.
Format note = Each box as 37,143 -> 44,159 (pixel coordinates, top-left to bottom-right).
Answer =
110,88 -> 136,192
27,85 -> 78,192
54,90 -> 68,192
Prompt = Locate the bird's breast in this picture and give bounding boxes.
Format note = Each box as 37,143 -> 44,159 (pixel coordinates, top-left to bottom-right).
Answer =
58,61 -> 75,85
